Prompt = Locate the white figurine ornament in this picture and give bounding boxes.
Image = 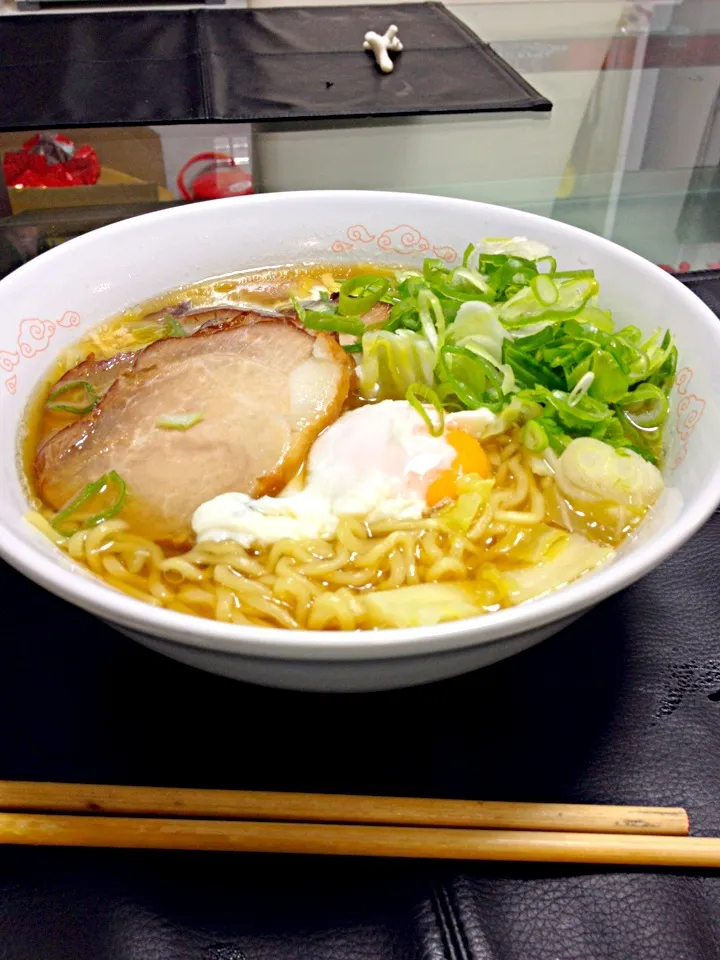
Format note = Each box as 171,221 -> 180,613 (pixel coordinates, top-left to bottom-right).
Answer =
363,24 -> 403,74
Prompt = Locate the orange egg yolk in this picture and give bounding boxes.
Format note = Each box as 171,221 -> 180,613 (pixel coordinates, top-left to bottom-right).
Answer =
426,429 -> 491,508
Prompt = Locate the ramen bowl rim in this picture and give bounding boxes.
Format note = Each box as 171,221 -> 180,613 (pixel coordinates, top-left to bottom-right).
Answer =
1,190 -> 719,665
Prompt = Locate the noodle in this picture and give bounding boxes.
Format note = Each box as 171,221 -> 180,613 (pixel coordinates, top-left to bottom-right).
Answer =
29,434 -> 604,630
23,259 -> 651,632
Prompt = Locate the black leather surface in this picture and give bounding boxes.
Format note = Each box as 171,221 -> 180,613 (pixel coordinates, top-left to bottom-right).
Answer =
0,5 -> 550,131
680,270 -> 720,315
0,275 -> 719,958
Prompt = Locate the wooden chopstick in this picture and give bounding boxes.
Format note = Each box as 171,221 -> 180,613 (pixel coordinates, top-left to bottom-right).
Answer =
0,814 -> 718,867
0,781 -> 689,836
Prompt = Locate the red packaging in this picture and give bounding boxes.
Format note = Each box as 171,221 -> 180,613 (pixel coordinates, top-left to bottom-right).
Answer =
3,133 -> 101,189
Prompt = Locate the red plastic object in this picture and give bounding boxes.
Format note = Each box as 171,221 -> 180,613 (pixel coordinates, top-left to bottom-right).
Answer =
176,152 -> 253,201
3,133 -> 100,188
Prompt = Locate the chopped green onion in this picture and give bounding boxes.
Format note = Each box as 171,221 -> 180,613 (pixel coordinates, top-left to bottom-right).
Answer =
589,348 -> 629,403
51,477 -> 104,535
328,248 -> 675,468
502,341 -> 565,391
425,273 -> 491,304
520,385 -> 613,431
452,267 -> 491,294
85,471 -> 127,529
620,325 -> 643,345
500,277 -> 598,328
51,470 -> 127,537
156,413 -> 204,430
357,329 -> 436,399
338,275 -> 390,316
568,371 -> 595,406
521,419 -> 549,453
648,332 -> 677,395
535,255 -> 557,274
304,312 -> 366,336
614,407 -> 657,463
406,382 -> 445,437
165,315 -> 187,338
417,288 -> 446,354
550,269 -> 595,279
292,297 -> 365,336
537,416 -> 572,455
531,274 -> 559,306
643,328 -> 677,381
617,382 -> 669,428
46,380 -> 99,415
422,258 -> 445,281
439,345 -> 504,410
576,306 -> 614,333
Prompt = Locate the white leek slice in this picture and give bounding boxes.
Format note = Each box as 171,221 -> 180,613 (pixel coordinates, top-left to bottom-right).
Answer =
556,437 -> 663,507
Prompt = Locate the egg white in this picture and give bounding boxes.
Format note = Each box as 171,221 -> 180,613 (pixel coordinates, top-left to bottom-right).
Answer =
192,400 -> 497,547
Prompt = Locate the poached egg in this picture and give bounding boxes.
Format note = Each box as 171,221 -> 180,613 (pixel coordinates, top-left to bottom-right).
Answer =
192,400 -> 496,547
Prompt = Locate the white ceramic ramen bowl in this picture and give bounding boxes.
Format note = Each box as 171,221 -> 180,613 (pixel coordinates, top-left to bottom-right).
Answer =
0,192 -> 719,692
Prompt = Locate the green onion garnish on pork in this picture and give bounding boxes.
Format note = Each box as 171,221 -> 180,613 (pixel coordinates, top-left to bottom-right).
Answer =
164,315 -> 187,338
51,470 -> 127,537
156,413 -> 204,430
338,275 -> 390,316
292,297 -> 366,336
46,379 -> 99,415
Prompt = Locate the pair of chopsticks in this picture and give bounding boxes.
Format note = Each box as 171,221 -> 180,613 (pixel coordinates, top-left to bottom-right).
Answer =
0,780 -> 717,867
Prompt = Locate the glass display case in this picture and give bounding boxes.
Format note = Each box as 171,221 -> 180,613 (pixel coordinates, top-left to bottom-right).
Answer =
1,0 -> 720,277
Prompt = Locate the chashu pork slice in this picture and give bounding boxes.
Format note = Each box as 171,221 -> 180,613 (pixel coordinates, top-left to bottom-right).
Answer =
50,311 -> 277,403
36,318 -> 353,544
52,351 -> 137,400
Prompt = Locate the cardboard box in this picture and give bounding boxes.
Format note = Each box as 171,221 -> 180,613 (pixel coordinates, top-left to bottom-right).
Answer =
0,127 -> 167,185
0,127 -> 173,214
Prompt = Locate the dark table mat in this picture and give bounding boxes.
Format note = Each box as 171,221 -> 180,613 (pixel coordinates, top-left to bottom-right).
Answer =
0,4 -> 550,131
0,271 -> 719,959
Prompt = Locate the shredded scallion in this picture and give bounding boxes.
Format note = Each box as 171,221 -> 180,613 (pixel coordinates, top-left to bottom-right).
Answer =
452,267 -> 491,294
292,243 -> 676,467
568,371 -> 595,407
165,315 -> 187,338
417,289 -> 446,354
535,255 -> 557,274
551,269 -> 595,280
338,275 -> 389,316
521,419 -> 549,453
156,413 -> 204,430
618,383 -> 669,428
51,470 -> 127,537
406,382 -> 445,437
292,296 -> 366,336
531,274 -> 559,306
46,380 -> 99,415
